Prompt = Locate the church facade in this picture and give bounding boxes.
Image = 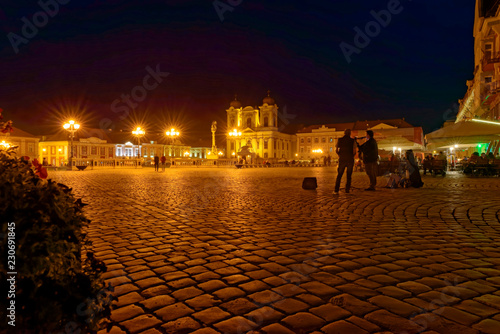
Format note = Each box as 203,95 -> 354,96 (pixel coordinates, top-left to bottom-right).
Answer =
226,92 -> 296,161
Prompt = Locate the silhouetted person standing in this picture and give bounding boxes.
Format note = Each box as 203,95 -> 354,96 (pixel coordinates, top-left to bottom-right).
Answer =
358,130 -> 378,191
154,155 -> 160,172
334,129 -> 356,195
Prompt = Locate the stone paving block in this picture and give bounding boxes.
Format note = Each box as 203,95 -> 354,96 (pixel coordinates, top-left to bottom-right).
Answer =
263,275 -> 288,287
120,314 -> 162,334
272,298 -> 310,314
136,277 -> 165,289
192,306 -> 231,324
376,286 -> 412,299
346,315 -> 381,333
155,302 -> 194,322
282,312 -> 326,331
238,280 -> 270,293
365,309 -> 424,334
140,295 -> 176,310
280,271 -> 311,284
435,285 -> 479,300
271,283 -> 306,297
172,286 -> 204,301
185,294 -> 221,310
246,269 -> 274,280
337,283 -> 379,299
367,274 -> 399,285
415,277 -> 449,289
321,320 -> 369,334
248,290 -> 284,305
220,297 -> 258,315
295,293 -> 324,306
459,280 -> 497,294
473,319 -> 500,334
167,278 -> 197,289
110,304 -> 145,322
330,294 -> 378,316
246,306 -> 284,324
191,328 -> 221,334
433,306 -> 481,326
213,287 -> 246,301
300,281 -> 339,297
261,323 -> 295,334
310,303 -> 351,321
455,299 -> 500,317
214,316 -> 258,333
198,279 -> 228,292
368,295 -> 420,317
113,283 -> 140,297
114,292 -> 144,307
162,271 -> 189,282
337,272 -> 362,282
161,316 -> 201,334
412,313 -> 479,334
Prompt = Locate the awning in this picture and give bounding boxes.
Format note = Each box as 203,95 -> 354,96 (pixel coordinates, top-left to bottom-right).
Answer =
426,120 -> 500,149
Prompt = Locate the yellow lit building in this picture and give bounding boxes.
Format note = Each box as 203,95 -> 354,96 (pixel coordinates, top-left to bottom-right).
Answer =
1,127 -> 39,160
226,92 -> 296,161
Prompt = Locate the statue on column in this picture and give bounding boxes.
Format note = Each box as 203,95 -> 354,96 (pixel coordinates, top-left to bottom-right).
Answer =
208,121 -> 218,159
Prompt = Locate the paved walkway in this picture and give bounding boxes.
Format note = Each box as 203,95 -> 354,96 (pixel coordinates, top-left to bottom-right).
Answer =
49,168 -> 500,334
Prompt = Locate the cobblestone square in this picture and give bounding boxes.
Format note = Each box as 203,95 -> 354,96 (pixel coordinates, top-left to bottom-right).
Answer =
50,167 -> 500,334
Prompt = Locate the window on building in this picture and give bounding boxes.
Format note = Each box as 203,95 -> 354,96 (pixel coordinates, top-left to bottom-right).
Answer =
264,152 -> 268,158
109,147 -> 114,157
264,117 -> 268,127
330,137 -> 333,143
257,141 -> 259,149
314,138 -> 319,143
486,43 -> 493,59
287,142 -> 289,150
28,143 -> 34,153
91,146 -> 97,155
322,137 -> 326,143
81,146 -> 87,155
300,138 -> 304,144
330,147 -> 333,152
486,76 -> 493,83
307,137 -> 311,143
247,118 -> 251,128
231,142 -> 234,150
100,147 -> 105,156
274,141 -> 276,149
300,147 -> 304,153
51,146 -> 56,155
264,141 -> 268,149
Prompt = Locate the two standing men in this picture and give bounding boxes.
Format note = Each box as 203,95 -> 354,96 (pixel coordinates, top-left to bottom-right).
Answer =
334,129 -> 378,194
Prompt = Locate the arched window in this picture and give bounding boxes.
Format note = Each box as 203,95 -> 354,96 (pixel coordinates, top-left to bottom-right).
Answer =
300,138 -> 304,144
307,138 -> 311,143
314,138 -> 319,143
322,137 -> 326,143
264,117 -> 268,127
247,118 -> 251,128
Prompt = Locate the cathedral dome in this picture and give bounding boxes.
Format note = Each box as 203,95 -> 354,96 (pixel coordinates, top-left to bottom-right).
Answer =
263,90 -> 275,105
230,95 -> 242,108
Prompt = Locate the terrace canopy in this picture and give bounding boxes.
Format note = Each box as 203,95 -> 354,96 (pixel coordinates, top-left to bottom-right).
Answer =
425,120 -> 500,149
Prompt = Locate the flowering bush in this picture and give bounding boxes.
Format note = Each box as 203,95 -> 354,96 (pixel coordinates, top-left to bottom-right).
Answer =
0,148 -> 113,333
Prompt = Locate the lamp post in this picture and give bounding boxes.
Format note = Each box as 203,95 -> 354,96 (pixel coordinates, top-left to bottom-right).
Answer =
63,120 -> 80,170
132,126 -> 145,168
228,128 -> 242,161
165,128 -> 179,162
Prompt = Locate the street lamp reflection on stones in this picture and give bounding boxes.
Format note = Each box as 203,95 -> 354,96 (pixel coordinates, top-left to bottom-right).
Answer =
63,120 -> 80,170
132,126 -> 145,168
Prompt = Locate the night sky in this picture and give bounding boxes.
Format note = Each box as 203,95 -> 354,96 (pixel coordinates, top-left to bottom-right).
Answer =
0,0 -> 474,144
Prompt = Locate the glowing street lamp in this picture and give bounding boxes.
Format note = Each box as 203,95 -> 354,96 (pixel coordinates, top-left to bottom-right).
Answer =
132,126 -> 145,168
228,129 -> 242,159
0,140 -> 10,149
63,120 -> 80,170
165,128 -> 180,159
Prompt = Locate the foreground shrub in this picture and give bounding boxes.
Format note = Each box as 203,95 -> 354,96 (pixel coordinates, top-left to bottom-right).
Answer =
0,148 -> 113,333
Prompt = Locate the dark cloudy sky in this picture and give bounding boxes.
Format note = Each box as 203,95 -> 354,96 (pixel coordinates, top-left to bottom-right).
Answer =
0,0 -> 474,144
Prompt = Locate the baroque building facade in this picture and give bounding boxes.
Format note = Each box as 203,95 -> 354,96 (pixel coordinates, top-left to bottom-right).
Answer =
226,92 -> 296,161
457,0 -> 500,122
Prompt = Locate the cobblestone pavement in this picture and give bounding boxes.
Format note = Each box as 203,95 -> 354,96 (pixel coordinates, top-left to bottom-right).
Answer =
49,167 -> 500,334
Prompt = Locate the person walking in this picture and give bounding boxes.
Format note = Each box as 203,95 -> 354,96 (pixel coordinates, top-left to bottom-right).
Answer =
154,155 -> 160,172
160,155 -> 166,171
357,130 -> 378,191
334,129 -> 356,195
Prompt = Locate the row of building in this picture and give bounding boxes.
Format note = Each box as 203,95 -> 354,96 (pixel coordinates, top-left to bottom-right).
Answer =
3,92 -> 425,166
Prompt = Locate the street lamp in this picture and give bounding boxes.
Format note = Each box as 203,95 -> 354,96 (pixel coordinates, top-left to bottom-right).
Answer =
0,140 -> 10,149
132,126 -> 145,168
63,120 -> 80,170
165,128 -> 180,160
228,129 -> 242,160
